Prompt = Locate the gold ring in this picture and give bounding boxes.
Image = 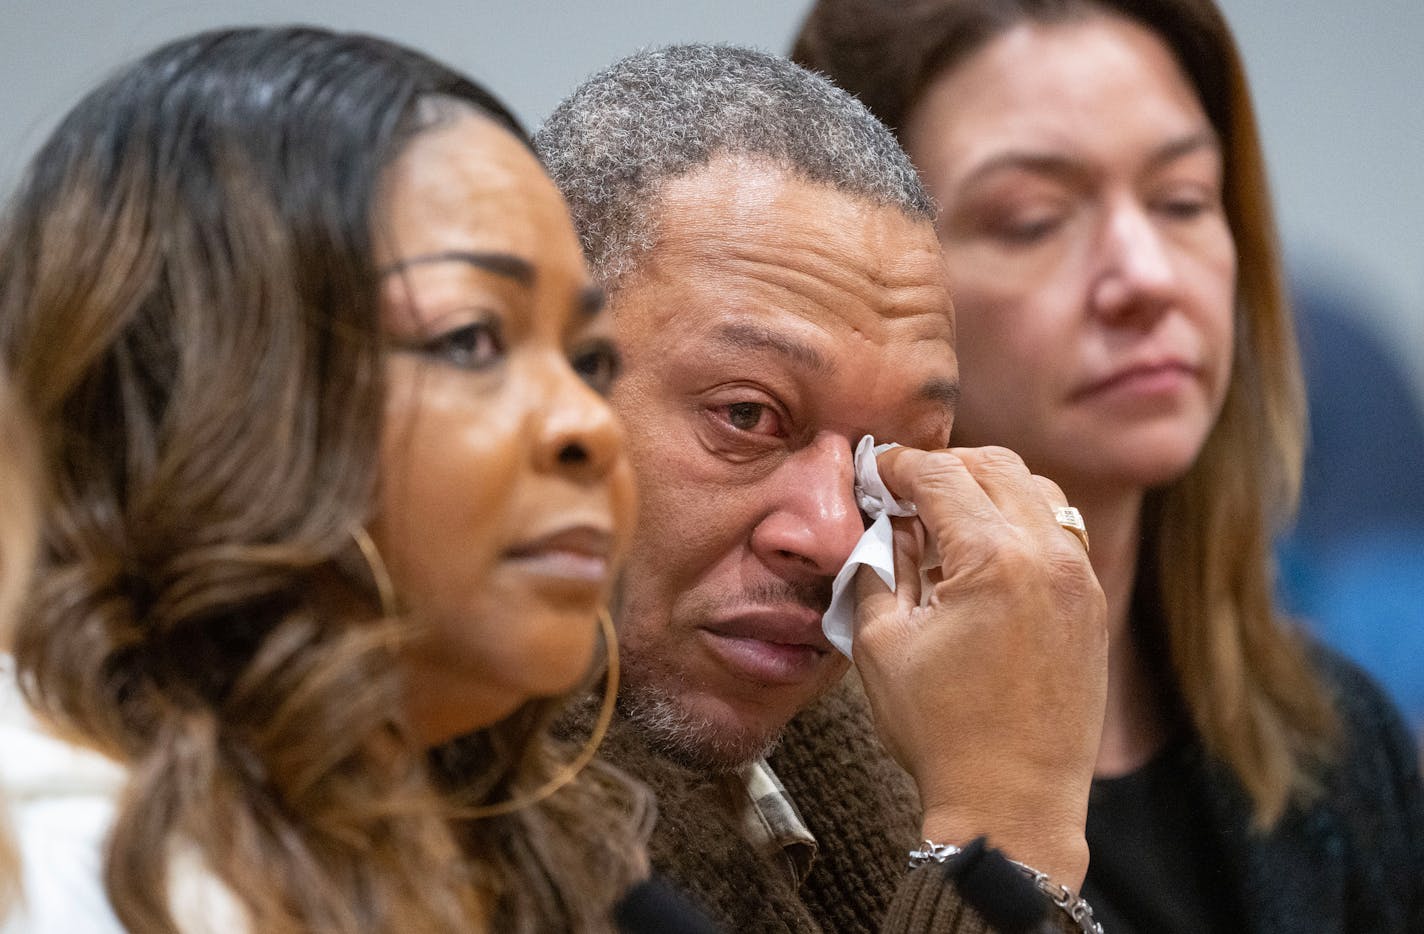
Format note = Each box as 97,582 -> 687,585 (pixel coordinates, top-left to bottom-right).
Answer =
1054,506 -> 1089,553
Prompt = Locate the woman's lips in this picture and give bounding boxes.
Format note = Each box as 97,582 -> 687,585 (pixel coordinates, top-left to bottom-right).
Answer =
504,526 -> 614,584
1074,360 -> 1198,401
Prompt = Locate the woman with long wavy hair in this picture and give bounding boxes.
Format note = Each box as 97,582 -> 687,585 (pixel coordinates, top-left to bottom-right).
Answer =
0,27 -> 660,932
794,0 -> 1423,930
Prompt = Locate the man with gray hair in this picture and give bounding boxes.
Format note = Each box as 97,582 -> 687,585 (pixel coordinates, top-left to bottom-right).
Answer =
539,46 -> 1107,932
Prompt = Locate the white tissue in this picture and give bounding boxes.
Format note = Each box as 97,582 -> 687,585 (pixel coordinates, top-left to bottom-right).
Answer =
822,436 -> 938,659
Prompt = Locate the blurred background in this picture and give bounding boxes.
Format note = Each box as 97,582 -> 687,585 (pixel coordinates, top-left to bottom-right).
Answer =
2,0 -> 1421,723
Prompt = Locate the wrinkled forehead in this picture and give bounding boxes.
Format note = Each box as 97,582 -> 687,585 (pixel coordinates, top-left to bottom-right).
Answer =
631,159 -> 953,339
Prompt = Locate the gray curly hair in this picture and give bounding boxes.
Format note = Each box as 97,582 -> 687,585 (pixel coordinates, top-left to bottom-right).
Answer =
535,44 -> 935,286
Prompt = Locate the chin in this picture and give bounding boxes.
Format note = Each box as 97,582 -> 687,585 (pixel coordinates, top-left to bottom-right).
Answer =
620,680 -> 791,773
1124,440 -> 1210,489
1070,421 -> 1212,492
493,633 -> 597,707
536,644 -> 602,700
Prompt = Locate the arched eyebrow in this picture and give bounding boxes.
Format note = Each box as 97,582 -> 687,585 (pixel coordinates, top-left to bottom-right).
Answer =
380,250 -> 534,284
380,251 -> 603,318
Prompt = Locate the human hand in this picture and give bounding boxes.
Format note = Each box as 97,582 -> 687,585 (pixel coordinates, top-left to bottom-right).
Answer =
851,445 -> 1107,888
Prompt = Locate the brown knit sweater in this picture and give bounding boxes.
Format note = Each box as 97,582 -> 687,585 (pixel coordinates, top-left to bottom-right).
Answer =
580,674 -> 1074,933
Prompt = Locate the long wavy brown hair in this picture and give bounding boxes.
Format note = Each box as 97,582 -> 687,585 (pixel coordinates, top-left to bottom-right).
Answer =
0,373 -> 39,921
0,27 -> 649,932
793,0 -> 1337,828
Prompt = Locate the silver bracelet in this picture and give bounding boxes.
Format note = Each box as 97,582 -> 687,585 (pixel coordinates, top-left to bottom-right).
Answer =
908,839 -> 1104,934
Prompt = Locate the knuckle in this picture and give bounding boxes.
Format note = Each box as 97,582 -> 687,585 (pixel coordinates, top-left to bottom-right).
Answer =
953,445 -> 1028,474
918,448 -> 967,475
1046,547 -> 1099,595
908,450 -> 970,494
1032,473 -> 1067,504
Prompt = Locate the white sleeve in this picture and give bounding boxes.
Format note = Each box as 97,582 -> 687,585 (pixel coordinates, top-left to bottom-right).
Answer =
2,784 -> 126,933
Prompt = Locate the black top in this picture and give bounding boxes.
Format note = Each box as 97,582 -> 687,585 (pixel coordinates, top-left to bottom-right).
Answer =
1081,733 -> 1240,934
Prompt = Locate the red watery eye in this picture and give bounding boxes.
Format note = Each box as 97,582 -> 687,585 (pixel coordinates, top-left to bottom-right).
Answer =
723,402 -> 779,435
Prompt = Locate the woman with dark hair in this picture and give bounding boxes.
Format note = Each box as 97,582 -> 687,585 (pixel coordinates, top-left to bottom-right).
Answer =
794,1 -> 1423,931
0,26 -> 659,932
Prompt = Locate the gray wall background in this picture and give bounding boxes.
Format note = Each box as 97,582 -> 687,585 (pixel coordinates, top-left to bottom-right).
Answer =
3,0 -> 1421,402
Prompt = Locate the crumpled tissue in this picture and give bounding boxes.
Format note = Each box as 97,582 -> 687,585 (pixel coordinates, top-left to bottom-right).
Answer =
822,436 -> 939,659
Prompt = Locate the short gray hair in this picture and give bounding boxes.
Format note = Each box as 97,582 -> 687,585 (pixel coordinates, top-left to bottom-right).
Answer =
535,44 -> 935,285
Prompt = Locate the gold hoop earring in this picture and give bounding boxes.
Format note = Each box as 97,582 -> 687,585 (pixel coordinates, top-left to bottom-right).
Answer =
349,524 -> 398,618
460,608 -> 619,819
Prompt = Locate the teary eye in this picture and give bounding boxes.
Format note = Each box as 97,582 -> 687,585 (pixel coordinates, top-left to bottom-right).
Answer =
721,401 -> 781,435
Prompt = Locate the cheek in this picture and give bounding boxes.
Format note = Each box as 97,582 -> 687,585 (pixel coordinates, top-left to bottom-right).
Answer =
1184,223 -> 1238,396
375,375 -> 522,610
943,256 -> 1080,451
621,463 -> 737,603
608,457 -> 640,564
612,374 -> 717,547
612,382 -> 759,628
949,274 -> 1065,386
610,380 -> 697,629
944,239 -> 1077,373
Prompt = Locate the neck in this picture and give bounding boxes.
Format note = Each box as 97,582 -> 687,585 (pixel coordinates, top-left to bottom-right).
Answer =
403,656 -> 518,747
1065,484 -> 1169,777
307,570 -> 511,748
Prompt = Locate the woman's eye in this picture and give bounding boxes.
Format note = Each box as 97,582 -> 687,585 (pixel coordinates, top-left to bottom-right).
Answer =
571,339 -> 622,396
1151,181 -> 1220,222
966,191 -> 1070,247
994,214 -> 1063,245
720,401 -> 781,435
422,320 -> 504,370
1156,197 -> 1210,221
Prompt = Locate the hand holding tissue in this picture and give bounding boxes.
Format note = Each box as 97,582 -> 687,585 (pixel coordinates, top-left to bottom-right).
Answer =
823,440 -> 1109,890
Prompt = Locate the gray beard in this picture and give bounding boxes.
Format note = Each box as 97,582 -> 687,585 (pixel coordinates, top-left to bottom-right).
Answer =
618,680 -> 783,775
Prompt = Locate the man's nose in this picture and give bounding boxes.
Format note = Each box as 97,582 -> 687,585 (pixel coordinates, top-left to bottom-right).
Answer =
1089,196 -> 1178,322
749,431 -> 864,580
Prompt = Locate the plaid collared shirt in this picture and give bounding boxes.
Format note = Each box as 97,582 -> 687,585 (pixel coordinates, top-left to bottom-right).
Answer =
735,758 -> 818,887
